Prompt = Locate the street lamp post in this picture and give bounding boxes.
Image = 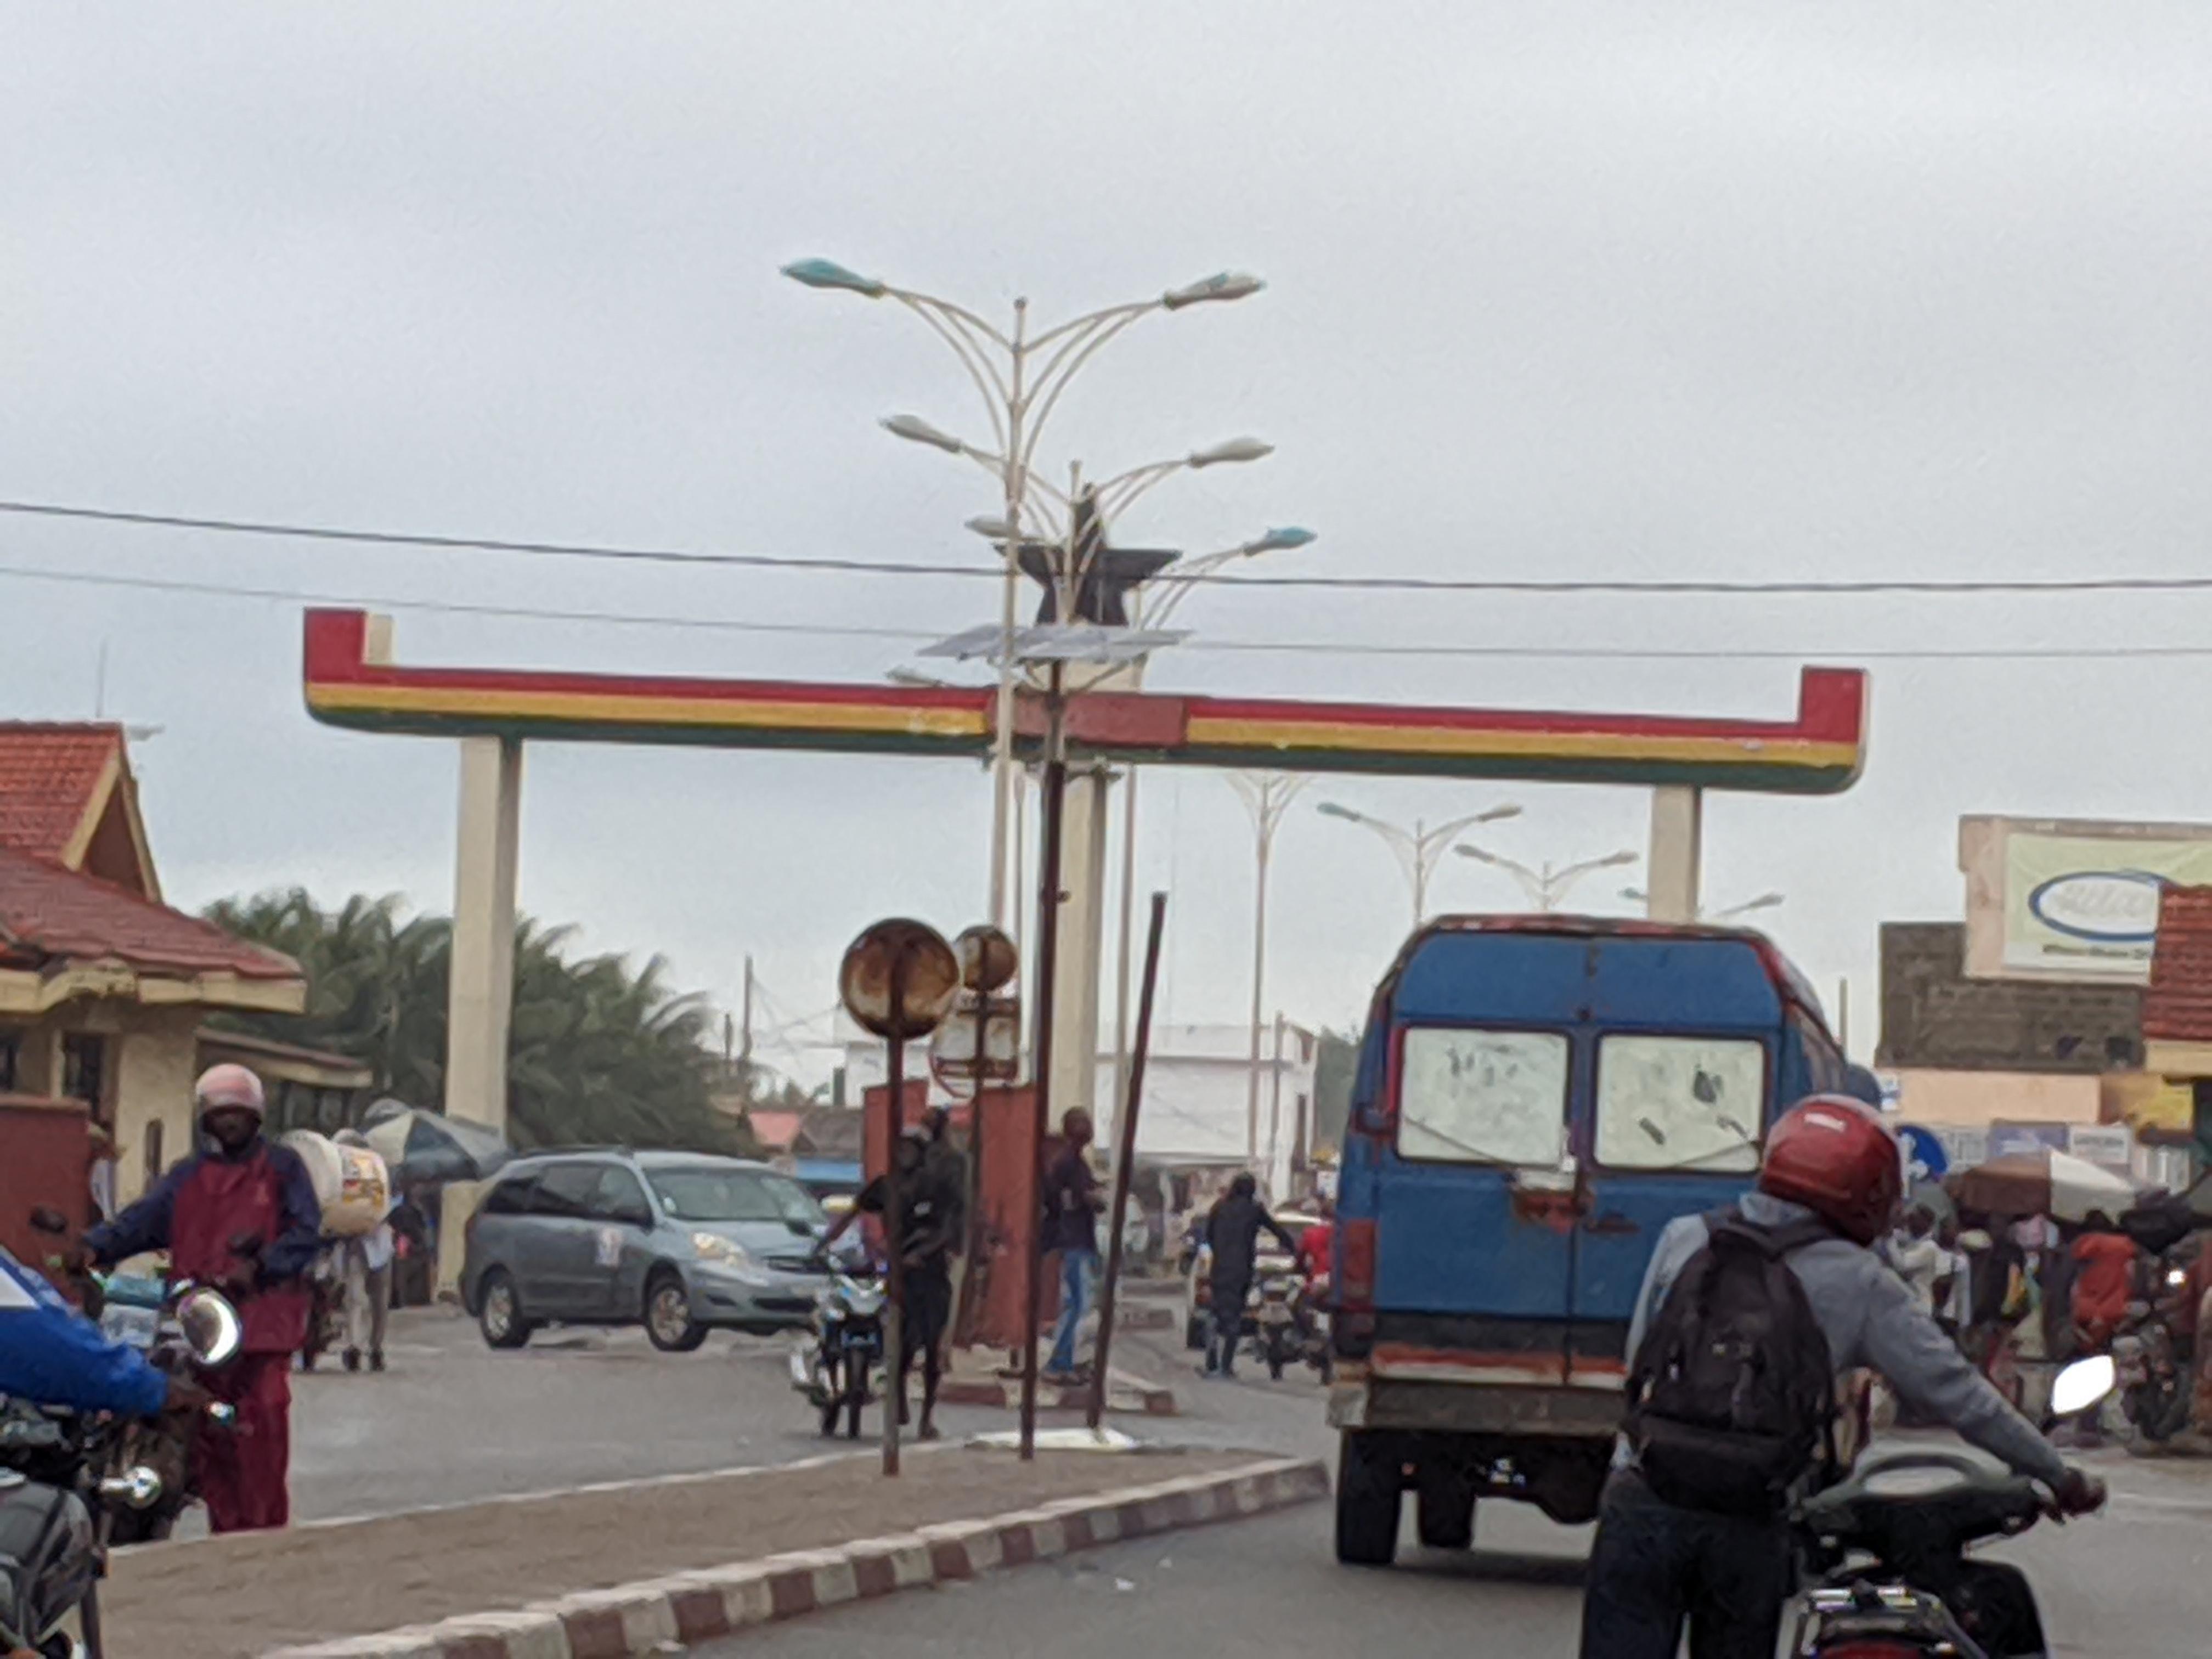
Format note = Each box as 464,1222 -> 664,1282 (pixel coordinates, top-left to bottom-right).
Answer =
1316,801 -> 1523,927
785,258 -> 1266,929
1105,526 -> 1317,1119
1455,844 -> 1640,911
1620,887 -> 1786,922
1227,774 -> 1311,1173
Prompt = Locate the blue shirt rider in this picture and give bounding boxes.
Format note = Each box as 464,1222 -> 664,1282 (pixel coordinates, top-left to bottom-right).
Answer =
0,1245 -> 200,1418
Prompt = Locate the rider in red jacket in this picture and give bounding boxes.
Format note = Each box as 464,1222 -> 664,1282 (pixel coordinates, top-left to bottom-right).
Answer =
84,1064 -> 320,1532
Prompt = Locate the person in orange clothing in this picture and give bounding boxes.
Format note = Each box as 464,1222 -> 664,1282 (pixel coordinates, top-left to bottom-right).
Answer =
2069,1210 -> 2138,1353
1296,1195 -> 1335,1290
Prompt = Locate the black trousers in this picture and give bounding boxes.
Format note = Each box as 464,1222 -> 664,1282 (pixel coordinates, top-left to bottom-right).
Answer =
1578,1469 -> 1795,1659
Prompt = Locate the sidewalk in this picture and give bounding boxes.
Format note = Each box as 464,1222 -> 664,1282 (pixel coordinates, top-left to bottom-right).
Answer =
108,1445 -> 1292,1659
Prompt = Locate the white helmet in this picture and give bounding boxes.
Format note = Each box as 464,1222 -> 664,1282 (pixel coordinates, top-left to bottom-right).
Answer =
194,1063 -> 266,1121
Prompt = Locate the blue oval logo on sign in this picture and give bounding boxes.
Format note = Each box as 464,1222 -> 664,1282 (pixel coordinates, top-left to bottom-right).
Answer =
2026,869 -> 2165,943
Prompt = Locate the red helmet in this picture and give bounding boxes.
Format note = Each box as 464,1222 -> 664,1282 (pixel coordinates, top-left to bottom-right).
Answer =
1758,1094 -> 1901,1246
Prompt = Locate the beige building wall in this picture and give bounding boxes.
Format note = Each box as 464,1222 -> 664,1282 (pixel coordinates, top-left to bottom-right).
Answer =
111,1009 -> 204,1204
27,1003 -> 203,1207
1892,1068 -> 2102,1127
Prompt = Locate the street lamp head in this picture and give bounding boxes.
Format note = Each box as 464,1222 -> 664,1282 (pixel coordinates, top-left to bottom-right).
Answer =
1598,850 -> 1640,869
1455,844 -> 1504,866
1739,892 -> 1787,913
966,514 -> 1022,543
781,258 -> 887,298
1188,436 -> 1274,468
1475,804 -> 1523,825
882,413 -> 967,453
1161,271 -> 1266,310
1245,526 -> 1318,554
1316,802 -> 1366,825
1621,887 -> 1648,904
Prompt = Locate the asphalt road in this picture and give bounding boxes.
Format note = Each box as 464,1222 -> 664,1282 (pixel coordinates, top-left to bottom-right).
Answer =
286,1301 -> 1324,1521
292,1307 -> 2212,1654
698,1472 -> 2212,1659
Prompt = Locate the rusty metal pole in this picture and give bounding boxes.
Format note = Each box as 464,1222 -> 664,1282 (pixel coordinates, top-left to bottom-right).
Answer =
952,992 -> 991,1346
1089,890 -> 1167,1432
1019,662 -> 1069,1460
880,952 -> 907,1478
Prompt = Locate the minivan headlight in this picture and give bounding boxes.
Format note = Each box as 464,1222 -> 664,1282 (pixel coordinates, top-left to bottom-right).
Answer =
691,1233 -> 751,1269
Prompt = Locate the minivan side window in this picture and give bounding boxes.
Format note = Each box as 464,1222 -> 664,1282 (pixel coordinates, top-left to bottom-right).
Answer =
482,1173 -> 539,1216
1595,1035 -> 1765,1172
532,1163 -> 604,1218
1395,1028 -> 1569,1166
589,1167 -> 652,1223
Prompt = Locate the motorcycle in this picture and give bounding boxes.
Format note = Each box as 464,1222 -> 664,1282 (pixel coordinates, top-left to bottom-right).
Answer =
789,1266 -> 887,1439
1255,1272 -> 1300,1380
2112,1251 -> 2196,1446
2,1217 -> 246,1659
1787,1354 -> 2114,1658
24,1206 -> 245,1544
1256,1274 -> 1332,1382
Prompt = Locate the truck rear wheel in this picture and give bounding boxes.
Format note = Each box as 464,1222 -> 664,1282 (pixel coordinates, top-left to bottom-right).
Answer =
1415,1466 -> 1476,1550
1335,1431 -> 1402,1567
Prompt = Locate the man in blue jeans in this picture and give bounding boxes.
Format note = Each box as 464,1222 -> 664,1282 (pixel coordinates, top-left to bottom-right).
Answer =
1041,1109 -> 1103,1383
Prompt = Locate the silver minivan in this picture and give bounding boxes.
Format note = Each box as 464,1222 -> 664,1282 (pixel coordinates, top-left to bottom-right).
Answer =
461,1149 -> 839,1351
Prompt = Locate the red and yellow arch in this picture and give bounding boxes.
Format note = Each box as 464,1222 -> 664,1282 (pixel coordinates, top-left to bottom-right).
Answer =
302,609 -> 1866,793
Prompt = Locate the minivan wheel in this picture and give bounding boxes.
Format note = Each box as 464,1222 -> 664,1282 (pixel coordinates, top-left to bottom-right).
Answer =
645,1271 -> 709,1352
1335,1430 -> 1402,1567
478,1270 -> 534,1350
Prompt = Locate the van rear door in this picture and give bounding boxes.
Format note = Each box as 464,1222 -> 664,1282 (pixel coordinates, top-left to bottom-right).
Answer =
1369,935 -> 1587,1385
1567,938 -> 1780,1386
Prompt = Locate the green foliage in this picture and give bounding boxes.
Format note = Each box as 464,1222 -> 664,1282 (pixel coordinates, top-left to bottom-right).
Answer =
204,889 -> 740,1155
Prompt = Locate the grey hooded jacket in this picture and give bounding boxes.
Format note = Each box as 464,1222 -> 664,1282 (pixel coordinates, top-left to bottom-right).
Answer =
1622,1189 -> 2068,1491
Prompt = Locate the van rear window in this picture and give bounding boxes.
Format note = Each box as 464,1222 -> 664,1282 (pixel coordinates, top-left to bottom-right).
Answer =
1595,1035 -> 1764,1171
1395,1028 -> 1567,1166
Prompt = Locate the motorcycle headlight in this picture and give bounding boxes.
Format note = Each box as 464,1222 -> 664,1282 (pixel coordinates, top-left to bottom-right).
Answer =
691,1233 -> 751,1269
2166,1268 -> 2189,1288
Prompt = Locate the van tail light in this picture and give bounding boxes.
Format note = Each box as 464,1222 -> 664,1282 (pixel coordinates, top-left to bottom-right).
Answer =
1338,1218 -> 1376,1310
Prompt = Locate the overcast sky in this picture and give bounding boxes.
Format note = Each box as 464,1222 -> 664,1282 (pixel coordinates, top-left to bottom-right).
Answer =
7,4 -> 2211,1084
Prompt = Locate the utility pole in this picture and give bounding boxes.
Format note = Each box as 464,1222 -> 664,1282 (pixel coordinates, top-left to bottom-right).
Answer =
738,956 -> 756,1099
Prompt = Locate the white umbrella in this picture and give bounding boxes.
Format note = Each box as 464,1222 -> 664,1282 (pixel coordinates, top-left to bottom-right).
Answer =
2046,1149 -> 2138,1222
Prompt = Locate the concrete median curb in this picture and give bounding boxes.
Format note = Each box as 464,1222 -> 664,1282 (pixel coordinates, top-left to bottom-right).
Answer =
264,1455 -> 1328,1659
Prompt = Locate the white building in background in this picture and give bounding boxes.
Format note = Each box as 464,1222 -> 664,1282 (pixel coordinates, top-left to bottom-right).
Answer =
836,1015 -> 1318,1203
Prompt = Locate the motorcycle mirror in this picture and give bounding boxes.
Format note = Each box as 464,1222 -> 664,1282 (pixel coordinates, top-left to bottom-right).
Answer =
97,1465 -> 165,1510
2051,1353 -> 2118,1418
27,1206 -> 69,1235
176,1286 -> 245,1368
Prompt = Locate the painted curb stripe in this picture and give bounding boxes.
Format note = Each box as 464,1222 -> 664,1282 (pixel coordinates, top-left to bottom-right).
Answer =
259,1455 -> 1329,1659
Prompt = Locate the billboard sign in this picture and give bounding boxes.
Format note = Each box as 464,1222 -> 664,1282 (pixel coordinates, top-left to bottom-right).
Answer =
1986,1120 -> 2070,1160
1960,816 -> 2212,983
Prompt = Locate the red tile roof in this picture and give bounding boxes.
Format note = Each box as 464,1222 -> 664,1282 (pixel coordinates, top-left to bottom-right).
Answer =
0,847 -> 298,981
0,724 -> 122,861
2144,884 -> 2212,1043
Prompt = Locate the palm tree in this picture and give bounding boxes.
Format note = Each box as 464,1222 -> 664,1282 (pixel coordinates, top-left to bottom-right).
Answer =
206,892 -> 735,1154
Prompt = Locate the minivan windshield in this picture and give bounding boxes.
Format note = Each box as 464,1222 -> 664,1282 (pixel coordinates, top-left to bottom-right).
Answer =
648,1166 -> 824,1227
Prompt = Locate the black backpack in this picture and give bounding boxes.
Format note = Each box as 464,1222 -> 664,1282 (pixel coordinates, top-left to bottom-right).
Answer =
1626,1211 -> 1839,1518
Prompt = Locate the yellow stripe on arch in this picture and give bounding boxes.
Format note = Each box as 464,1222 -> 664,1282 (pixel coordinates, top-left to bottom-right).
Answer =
1183,715 -> 1859,770
308,681 -> 990,740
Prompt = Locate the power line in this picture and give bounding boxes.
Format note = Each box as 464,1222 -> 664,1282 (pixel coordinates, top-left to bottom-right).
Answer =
1,559 -> 2204,664
0,499 -> 996,582
8,495 -> 2212,597
0,562 -> 928,644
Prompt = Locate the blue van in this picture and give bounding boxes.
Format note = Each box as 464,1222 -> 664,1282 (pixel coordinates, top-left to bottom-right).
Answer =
1328,916 -> 1872,1566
